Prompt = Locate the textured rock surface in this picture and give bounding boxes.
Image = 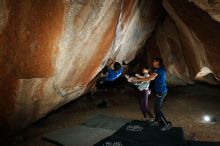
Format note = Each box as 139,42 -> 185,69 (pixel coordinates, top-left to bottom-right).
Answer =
145,0 -> 220,85
155,16 -> 192,85
192,0 -> 220,22
0,0 -> 161,136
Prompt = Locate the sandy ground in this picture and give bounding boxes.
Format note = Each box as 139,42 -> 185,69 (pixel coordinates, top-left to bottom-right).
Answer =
4,84 -> 220,146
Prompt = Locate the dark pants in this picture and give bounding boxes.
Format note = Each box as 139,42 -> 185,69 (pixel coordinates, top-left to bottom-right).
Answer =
138,90 -> 153,118
96,77 -> 127,89
96,77 -> 113,89
154,92 -> 168,124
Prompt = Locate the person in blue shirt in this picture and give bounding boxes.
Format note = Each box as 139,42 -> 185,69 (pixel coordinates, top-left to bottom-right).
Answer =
94,59 -> 123,108
105,62 -> 123,81
96,60 -> 123,89
129,57 -> 171,131
151,57 -> 171,131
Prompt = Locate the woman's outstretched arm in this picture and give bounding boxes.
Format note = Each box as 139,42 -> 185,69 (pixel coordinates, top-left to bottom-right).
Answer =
128,73 -> 158,82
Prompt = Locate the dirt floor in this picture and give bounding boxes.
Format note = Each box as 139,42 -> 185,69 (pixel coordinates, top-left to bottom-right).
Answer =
4,83 -> 220,146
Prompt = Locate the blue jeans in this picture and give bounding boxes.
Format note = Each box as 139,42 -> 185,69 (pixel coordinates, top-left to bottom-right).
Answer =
154,92 -> 168,124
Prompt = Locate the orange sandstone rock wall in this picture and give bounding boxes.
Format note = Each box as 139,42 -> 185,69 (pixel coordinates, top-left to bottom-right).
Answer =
0,0 -> 161,135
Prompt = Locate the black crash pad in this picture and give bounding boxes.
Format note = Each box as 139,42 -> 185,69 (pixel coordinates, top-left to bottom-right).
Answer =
94,120 -> 186,146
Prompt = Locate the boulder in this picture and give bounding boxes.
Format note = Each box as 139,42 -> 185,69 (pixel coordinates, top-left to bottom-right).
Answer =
0,0 -> 161,136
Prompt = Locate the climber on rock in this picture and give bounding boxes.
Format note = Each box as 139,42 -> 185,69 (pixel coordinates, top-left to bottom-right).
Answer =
95,58 -> 123,90
90,58 -> 123,108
